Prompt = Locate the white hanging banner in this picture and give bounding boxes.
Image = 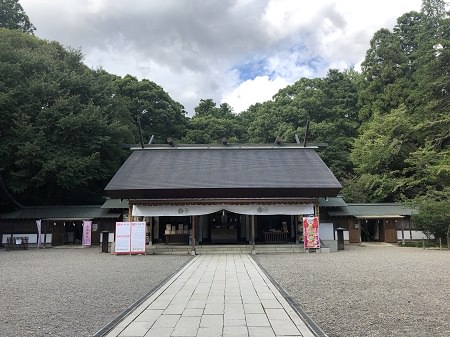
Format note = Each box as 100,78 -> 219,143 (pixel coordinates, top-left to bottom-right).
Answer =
225,204 -> 314,215
36,219 -> 41,248
133,203 -> 314,216
133,204 -> 224,217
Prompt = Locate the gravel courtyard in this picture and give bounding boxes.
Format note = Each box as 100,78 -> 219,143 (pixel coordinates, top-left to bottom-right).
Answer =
0,245 -> 448,337
0,248 -> 191,337
254,244 -> 450,337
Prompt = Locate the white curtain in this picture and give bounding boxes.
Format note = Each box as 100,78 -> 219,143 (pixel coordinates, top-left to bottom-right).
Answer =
133,203 -> 314,217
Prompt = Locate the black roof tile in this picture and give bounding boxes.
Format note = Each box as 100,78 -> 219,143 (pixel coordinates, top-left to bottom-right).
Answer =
105,147 -> 342,199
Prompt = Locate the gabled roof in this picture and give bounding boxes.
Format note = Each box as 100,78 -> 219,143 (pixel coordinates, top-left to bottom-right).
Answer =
105,145 -> 342,200
328,203 -> 416,218
0,205 -> 121,220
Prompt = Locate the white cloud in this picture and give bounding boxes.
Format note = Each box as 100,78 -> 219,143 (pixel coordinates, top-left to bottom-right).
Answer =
222,76 -> 288,113
20,0 -> 423,115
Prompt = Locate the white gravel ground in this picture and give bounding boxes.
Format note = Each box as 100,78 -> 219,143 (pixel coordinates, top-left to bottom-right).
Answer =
254,244 -> 450,337
0,247 -> 191,337
1,245 -> 448,337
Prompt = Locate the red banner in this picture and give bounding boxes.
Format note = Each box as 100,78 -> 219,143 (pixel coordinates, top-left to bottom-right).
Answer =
303,217 -> 320,249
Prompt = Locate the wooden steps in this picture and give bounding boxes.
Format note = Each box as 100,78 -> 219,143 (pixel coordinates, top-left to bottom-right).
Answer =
147,244 -> 306,255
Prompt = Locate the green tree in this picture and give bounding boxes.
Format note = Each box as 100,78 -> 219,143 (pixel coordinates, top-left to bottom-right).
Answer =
312,69 -> 360,179
0,0 -> 35,33
194,99 -> 218,117
349,0 -> 449,203
411,198 -> 450,242
183,99 -> 246,144
359,29 -> 410,121
243,70 -> 360,182
421,0 -> 447,27
0,29 -> 138,204
349,105 -> 418,201
115,75 -> 188,144
0,28 -> 190,206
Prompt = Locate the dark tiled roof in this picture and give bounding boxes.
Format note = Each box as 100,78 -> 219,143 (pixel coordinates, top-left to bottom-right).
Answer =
328,203 -> 416,218
105,147 -> 342,199
0,205 -> 121,220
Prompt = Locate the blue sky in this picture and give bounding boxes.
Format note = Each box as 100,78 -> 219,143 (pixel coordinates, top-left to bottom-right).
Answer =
21,0 -> 423,115
236,59 -> 270,82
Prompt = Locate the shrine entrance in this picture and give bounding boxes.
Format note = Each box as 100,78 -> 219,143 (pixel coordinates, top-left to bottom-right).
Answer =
208,211 -> 241,244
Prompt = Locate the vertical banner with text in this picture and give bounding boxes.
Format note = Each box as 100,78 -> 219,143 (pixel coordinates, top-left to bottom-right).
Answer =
115,222 -> 131,254
303,217 -> 320,249
115,222 -> 146,255
82,220 -> 92,247
131,222 -> 146,254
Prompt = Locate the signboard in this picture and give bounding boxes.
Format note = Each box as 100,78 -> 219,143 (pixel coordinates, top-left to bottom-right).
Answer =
82,220 -> 92,247
303,217 -> 320,249
115,222 -> 131,254
131,222 -> 146,254
115,222 -> 146,255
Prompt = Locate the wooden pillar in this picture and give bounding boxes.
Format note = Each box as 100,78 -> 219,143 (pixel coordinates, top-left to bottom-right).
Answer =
148,217 -> 153,247
128,203 -> 133,221
191,216 -> 196,255
314,202 -> 320,218
245,215 -> 250,241
153,217 -> 159,242
198,216 -> 203,244
43,220 -> 47,248
401,219 -> 405,245
251,215 -> 255,253
290,215 -> 295,240
409,218 -> 413,240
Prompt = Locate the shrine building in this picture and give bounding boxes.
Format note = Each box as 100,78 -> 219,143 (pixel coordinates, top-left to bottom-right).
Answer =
104,142 -> 342,251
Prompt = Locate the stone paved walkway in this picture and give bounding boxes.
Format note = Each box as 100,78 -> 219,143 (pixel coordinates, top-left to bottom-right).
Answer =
103,254 -> 319,337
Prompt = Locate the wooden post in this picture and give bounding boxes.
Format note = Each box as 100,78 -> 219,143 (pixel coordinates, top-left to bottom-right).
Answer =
43,221 -> 47,248
251,215 -> 255,254
154,217 -> 159,243
191,216 -> 196,255
128,203 -> 132,221
290,215 -> 295,241
401,220 -> 405,245
447,225 -> 450,250
148,217 -> 152,247
314,202 -> 320,217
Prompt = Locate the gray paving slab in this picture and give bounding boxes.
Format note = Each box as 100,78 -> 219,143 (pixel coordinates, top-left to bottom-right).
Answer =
103,254 -> 321,337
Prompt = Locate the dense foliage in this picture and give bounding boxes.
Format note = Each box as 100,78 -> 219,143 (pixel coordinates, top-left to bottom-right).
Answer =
0,29 -> 186,205
0,0 -> 35,33
0,0 -> 448,241
411,198 -> 450,241
181,99 -> 247,144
